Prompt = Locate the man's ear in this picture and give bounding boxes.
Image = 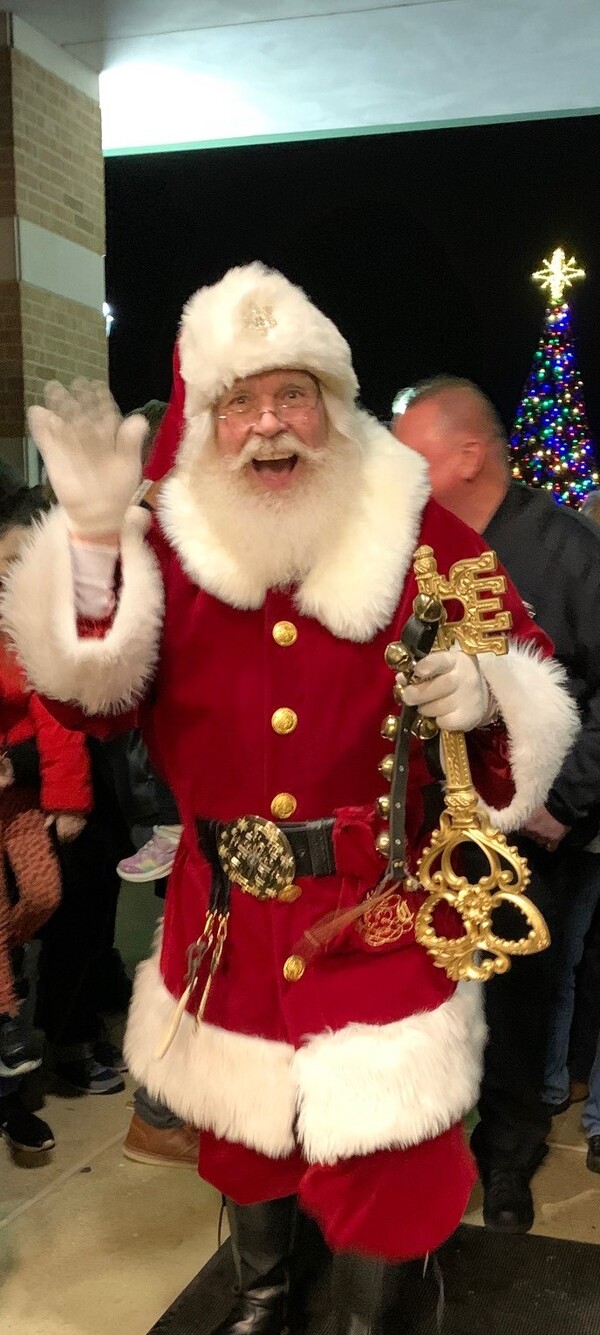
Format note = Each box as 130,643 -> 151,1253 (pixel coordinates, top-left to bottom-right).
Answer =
459,438 -> 484,482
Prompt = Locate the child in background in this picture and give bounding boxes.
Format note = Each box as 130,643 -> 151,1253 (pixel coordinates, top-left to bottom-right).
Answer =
0,522 -> 92,1151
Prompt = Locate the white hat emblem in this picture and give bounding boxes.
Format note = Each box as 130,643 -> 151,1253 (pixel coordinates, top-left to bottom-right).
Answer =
241,302 -> 277,336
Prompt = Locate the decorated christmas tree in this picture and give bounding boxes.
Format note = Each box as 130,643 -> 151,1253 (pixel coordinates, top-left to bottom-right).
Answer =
510,247 -> 598,507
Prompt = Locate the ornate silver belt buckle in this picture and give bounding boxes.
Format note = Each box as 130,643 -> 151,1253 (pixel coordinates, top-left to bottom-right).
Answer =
218,816 -> 296,900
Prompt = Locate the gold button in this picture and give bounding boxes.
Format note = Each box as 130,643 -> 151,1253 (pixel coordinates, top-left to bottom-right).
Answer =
271,792 -> 297,820
283,954 -> 305,982
271,707 -> 298,736
279,883 -> 302,904
272,621 -> 298,647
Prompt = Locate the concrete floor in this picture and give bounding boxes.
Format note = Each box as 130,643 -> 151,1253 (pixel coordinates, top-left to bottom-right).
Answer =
1,883 -> 599,1334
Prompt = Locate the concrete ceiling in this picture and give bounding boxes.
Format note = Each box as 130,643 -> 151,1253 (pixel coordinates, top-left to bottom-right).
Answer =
6,0 -> 600,152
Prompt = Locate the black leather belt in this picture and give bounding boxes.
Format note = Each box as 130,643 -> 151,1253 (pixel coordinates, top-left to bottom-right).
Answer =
280,819 -> 336,877
196,816 -> 336,912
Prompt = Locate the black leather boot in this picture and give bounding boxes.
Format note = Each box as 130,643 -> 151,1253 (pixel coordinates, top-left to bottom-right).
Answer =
214,1196 -> 297,1335
331,1250 -> 442,1335
287,1209 -> 330,1335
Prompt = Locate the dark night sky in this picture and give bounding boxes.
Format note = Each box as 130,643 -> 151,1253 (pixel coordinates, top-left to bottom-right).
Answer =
105,113 -> 600,443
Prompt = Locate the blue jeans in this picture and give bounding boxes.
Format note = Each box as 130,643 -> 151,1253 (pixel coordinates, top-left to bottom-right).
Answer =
134,1084 -> 182,1130
544,851 -> 600,1106
0,942 -> 40,1101
582,1039 -> 600,1137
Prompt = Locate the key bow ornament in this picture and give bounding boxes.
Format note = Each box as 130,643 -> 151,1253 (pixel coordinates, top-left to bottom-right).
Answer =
410,545 -> 549,982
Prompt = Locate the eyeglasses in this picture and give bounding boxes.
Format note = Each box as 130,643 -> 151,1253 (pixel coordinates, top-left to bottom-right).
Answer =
216,383 -> 320,425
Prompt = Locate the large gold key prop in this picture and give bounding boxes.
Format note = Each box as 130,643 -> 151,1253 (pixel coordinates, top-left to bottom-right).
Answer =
410,545 -> 550,983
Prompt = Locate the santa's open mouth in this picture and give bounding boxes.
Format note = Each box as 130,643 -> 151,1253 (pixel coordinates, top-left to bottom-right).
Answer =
251,455 -> 299,476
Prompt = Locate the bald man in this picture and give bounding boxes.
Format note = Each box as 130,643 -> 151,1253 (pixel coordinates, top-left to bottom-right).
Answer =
392,375 -> 600,1232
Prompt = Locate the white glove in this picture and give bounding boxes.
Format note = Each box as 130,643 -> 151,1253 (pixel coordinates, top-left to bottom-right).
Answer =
28,379 -> 147,539
399,649 -> 491,732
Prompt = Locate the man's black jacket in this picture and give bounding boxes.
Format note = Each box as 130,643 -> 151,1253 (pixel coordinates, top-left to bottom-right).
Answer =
485,481 -> 600,843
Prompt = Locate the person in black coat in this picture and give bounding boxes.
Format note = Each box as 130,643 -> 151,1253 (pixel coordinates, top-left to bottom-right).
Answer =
392,375 -> 600,1232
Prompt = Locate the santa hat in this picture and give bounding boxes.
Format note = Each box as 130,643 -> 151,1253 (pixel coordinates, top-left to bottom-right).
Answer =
178,262 -> 359,418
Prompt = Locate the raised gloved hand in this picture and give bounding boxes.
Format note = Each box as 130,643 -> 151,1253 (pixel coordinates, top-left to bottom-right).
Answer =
45,812 -> 87,843
399,648 -> 492,732
28,379 -> 147,539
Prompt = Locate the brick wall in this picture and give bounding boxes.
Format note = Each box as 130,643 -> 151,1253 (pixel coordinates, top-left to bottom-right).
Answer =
0,284 -> 105,436
0,48 -> 16,217
10,48 -> 104,254
0,280 -> 24,436
0,38 -> 105,465
21,285 -> 107,418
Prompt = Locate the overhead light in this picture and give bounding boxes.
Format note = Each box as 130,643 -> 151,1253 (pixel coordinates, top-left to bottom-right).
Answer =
100,63 -> 268,151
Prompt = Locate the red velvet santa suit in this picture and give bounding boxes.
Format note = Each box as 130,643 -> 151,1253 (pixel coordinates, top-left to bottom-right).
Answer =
3,265 -> 578,1264
143,341 -> 184,483
136,487 -> 546,1261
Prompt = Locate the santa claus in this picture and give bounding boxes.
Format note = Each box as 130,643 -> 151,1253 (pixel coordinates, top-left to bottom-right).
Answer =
3,264 -> 577,1333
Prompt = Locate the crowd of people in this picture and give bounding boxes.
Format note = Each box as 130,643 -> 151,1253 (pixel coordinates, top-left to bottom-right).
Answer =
0,409 -> 181,1149
391,378 -> 600,1221
1,264 -> 599,1334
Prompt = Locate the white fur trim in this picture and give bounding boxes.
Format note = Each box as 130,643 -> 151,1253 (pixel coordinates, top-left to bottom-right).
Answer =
1,506 -> 164,715
297,418 -> 430,640
125,952 -> 297,1158
478,640 -> 580,831
160,472 -> 265,611
125,952 -> 484,1163
179,263 -> 358,414
294,982 -> 485,1164
160,420 -> 430,641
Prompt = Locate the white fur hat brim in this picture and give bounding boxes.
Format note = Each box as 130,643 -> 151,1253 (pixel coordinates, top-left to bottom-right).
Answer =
179,262 -> 359,416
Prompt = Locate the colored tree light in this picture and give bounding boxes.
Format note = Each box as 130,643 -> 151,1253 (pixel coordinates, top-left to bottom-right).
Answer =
510,247 -> 598,508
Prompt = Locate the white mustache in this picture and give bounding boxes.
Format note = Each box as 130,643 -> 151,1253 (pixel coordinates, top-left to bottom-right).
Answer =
225,433 -> 326,473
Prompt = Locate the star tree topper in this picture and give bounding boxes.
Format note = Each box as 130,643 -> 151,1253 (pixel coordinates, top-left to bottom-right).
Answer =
532,246 -> 586,303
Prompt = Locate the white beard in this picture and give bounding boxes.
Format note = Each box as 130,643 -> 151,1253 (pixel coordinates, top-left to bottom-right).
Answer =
178,422 -> 363,593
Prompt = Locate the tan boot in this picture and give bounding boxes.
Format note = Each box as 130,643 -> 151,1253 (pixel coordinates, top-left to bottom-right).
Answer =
123,1113 -> 198,1167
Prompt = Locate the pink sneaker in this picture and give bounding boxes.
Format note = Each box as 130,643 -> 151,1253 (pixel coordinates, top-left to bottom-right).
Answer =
118,825 -> 182,883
